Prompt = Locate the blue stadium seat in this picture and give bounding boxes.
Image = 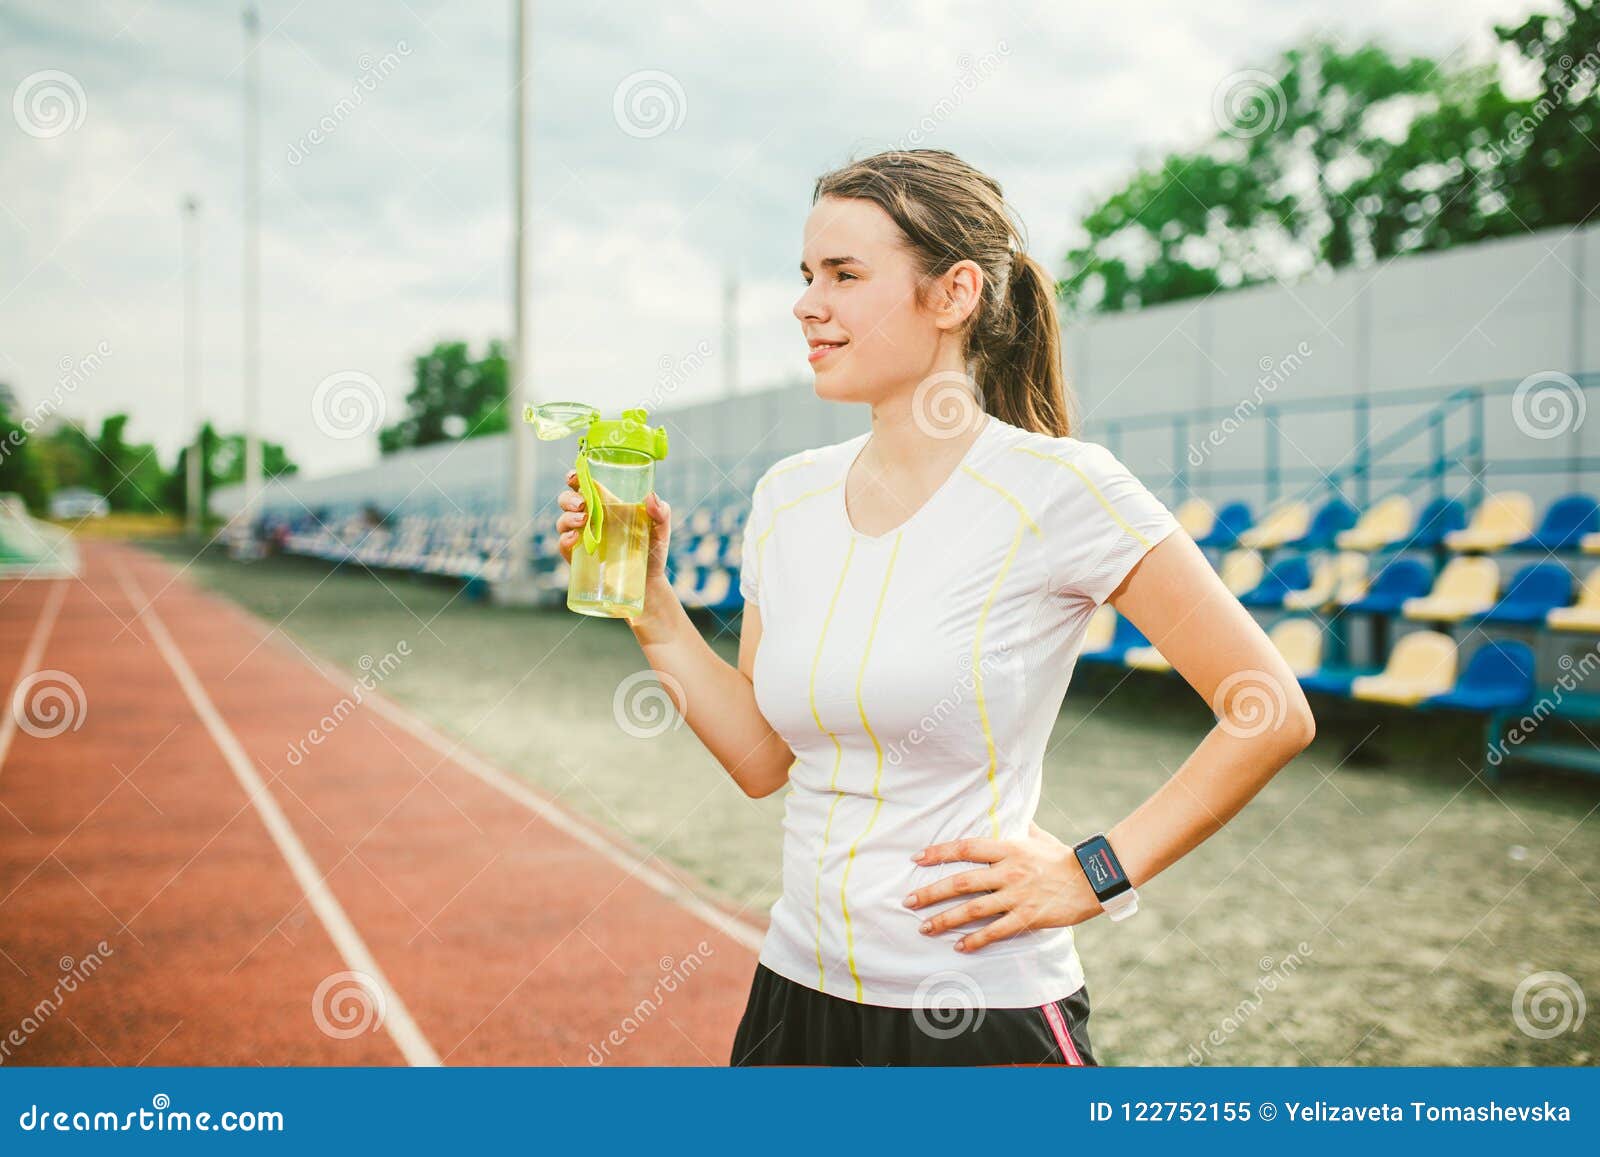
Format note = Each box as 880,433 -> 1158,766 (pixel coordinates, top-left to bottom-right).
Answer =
1407,497 -> 1468,549
1299,666 -> 1378,697
1343,558 -> 1433,614
1289,497 -> 1359,550
1081,612 -> 1148,664
1516,493 -> 1600,552
1197,502 -> 1253,549
1239,555 -> 1313,608
1426,641 -> 1536,712
1477,561 -> 1574,625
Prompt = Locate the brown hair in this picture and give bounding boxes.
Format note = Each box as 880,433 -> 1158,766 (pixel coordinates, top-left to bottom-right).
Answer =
812,148 -> 1074,437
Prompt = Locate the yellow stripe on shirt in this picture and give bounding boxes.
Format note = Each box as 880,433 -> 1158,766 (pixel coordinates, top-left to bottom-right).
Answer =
838,530 -> 903,1003
809,533 -> 855,994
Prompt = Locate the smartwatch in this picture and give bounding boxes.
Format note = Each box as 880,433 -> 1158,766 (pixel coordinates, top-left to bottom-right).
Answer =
1073,832 -> 1139,921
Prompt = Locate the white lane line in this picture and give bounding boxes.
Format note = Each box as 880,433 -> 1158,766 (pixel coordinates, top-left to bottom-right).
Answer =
0,578 -> 69,775
181,556 -> 767,955
111,559 -> 443,1067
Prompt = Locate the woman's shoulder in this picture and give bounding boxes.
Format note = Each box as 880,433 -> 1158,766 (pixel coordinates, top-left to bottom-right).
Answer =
750,434 -> 864,505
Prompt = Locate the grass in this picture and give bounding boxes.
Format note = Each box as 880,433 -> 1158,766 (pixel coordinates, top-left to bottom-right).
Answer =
137,538 -> 1600,1066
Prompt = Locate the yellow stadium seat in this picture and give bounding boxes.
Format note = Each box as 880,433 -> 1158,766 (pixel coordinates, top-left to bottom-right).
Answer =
1444,492 -> 1534,553
1335,495 -> 1414,551
1401,556 -> 1499,622
1269,618 -> 1324,678
1238,501 -> 1311,550
1123,643 -> 1172,671
1083,604 -> 1117,652
1218,549 -> 1266,597
1547,568 -> 1600,632
1174,497 -> 1216,541
1351,631 -> 1459,705
1581,531 -> 1600,555
1332,551 -> 1371,605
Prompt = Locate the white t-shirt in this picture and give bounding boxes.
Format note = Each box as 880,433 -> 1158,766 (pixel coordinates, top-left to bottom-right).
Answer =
739,411 -> 1182,1009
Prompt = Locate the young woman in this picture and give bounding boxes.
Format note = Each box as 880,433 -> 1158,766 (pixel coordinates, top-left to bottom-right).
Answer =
555,148 -> 1315,1066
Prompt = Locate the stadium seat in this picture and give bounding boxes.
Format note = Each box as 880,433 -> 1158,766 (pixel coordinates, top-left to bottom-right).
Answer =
1444,492 -> 1534,553
1351,631 -> 1459,705
1123,641 -> 1171,670
1196,501 -> 1253,549
1218,549 -> 1266,597
1238,501 -> 1310,550
1239,555 -> 1314,608
1426,641 -> 1535,712
1477,561 -> 1573,625
1409,496 -> 1469,548
1347,555 -> 1413,618
1401,556 -> 1499,622
1581,532 -> 1600,555
1335,495 -> 1413,552
1080,607 -> 1148,664
1516,493 -> 1600,552
1547,568 -> 1600,632
1173,497 -> 1216,541
1289,497 -> 1360,550
1285,552 -> 1368,610
1268,618 -> 1371,695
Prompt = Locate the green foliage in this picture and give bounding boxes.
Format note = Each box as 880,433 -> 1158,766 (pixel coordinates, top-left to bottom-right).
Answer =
1064,0 -> 1600,313
378,339 -> 509,454
161,423 -> 300,516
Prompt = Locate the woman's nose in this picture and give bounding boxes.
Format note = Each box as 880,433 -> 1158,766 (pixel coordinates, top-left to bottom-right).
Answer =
793,283 -> 825,323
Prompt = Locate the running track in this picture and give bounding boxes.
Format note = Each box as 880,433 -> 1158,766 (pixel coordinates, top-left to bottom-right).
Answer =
0,541 -> 762,1065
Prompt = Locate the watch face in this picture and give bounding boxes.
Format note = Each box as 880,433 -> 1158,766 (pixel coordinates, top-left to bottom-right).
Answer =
1075,835 -> 1132,900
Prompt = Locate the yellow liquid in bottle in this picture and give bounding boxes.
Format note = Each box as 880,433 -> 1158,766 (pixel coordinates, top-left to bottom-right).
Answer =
568,500 -> 651,618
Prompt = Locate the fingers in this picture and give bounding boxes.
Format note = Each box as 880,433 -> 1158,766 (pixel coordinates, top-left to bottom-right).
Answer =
914,891 -> 1008,936
903,867 -> 1003,911
955,910 -> 1030,953
912,837 -> 1010,866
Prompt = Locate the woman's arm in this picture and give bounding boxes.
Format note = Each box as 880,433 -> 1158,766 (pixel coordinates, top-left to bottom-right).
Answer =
626,552 -> 795,801
906,530 -> 1315,951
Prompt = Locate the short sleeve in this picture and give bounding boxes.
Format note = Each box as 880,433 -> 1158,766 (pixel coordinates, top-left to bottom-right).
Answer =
1045,442 -> 1181,606
738,470 -> 772,609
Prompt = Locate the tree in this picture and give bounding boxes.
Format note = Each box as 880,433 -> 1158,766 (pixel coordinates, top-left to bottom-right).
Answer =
1062,0 -> 1600,313
378,339 -> 509,454
0,387 -> 50,514
161,423 -> 300,516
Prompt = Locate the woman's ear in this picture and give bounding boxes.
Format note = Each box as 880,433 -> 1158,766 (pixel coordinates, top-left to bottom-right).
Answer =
932,259 -> 984,332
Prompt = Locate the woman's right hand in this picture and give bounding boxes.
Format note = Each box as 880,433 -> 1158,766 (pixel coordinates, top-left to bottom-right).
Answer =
556,469 -> 672,580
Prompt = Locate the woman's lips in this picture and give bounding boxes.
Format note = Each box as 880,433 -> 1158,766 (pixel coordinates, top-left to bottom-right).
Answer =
808,341 -> 846,363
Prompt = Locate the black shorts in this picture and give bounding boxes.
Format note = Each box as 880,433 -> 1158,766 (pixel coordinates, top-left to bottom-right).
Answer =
729,962 -> 1099,1066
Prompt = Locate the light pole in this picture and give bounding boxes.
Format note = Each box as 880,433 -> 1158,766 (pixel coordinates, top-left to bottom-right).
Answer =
239,3 -> 263,554
496,0 -> 540,604
182,195 -> 203,539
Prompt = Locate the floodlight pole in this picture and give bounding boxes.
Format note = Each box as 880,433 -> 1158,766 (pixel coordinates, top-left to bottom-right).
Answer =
182,195 -> 203,539
241,4 -> 263,546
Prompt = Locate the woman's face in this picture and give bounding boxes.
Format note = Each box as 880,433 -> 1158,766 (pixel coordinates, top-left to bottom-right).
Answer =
794,195 -> 956,404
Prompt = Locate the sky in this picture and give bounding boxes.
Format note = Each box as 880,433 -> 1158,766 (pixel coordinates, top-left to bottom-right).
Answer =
0,0 -> 1547,479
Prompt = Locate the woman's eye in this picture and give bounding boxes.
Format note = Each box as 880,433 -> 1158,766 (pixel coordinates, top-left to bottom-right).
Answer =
836,271 -> 856,281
